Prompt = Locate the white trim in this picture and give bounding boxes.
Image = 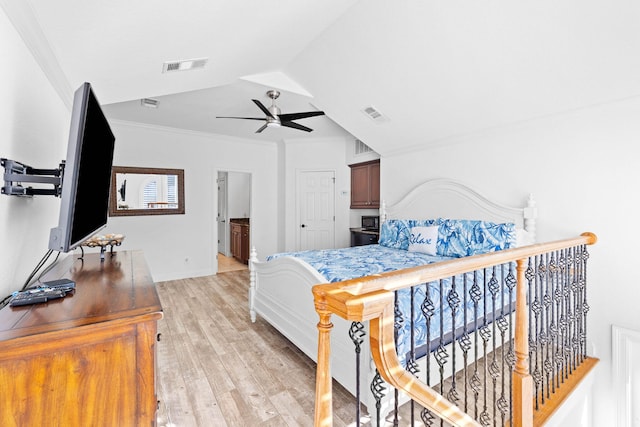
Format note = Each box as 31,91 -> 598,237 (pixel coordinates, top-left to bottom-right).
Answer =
109,119 -> 279,146
613,325 -> 640,427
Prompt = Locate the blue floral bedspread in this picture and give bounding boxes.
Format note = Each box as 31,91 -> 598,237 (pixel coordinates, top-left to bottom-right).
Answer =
267,244 -> 515,365
267,244 -> 453,281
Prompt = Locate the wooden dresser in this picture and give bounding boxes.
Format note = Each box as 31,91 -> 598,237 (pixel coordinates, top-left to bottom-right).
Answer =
0,250 -> 163,426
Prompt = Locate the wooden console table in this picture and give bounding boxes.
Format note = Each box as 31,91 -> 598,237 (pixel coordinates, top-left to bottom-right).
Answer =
0,250 -> 163,426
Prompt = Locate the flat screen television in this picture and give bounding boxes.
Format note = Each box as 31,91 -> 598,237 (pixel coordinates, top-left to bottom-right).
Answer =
48,82 -> 116,253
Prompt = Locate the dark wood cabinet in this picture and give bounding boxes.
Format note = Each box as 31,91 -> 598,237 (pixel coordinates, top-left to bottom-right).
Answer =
350,159 -> 380,208
350,229 -> 380,247
230,219 -> 250,264
0,251 -> 162,426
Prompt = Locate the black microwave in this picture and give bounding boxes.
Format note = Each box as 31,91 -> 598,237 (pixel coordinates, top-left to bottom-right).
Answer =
361,215 -> 379,230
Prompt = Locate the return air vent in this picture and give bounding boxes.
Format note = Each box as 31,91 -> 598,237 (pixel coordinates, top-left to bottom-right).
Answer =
361,105 -> 387,122
354,139 -> 373,155
162,57 -> 208,73
140,98 -> 159,108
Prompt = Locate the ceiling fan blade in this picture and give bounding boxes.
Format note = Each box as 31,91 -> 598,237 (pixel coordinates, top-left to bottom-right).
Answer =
281,121 -> 313,132
252,99 -> 275,118
255,123 -> 268,133
278,111 -> 325,121
216,116 -> 265,121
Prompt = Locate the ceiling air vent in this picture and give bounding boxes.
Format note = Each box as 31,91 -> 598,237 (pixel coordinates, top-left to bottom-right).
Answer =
140,98 -> 159,108
361,105 -> 387,123
162,57 -> 208,73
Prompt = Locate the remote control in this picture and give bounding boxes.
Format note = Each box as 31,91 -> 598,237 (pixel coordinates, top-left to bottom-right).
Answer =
9,289 -> 66,307
34,279 -> 76,293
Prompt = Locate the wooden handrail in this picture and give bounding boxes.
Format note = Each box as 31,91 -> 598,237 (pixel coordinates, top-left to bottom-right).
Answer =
313,232 -> 597,427
369,293 -> 481,426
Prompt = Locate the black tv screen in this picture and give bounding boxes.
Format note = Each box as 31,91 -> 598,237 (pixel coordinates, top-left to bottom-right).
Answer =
48,82 -> 115,252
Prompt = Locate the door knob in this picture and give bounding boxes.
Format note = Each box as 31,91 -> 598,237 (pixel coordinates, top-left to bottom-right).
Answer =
301,224 -> 306,228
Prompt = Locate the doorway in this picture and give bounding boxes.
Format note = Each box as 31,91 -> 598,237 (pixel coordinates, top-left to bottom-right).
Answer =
217,171 -> 228,255
217,171 -> 251,271
297,170 -> 335,251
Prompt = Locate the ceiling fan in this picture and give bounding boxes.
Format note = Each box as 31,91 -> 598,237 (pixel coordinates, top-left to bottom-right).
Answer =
216,90 -> 325,133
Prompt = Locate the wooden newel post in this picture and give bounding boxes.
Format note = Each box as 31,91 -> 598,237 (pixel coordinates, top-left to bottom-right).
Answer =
314,296 -> 334,427
513,258 -> 533,427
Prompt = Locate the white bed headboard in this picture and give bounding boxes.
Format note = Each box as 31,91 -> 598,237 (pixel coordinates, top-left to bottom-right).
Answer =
380,178 -> 537,243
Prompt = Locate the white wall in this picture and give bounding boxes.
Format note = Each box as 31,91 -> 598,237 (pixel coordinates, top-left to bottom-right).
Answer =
0,9 -> 71,300
282,137 -> 351,251
106,121 -> 278,282
382,96 -> 640,426
227,171 -> 251,219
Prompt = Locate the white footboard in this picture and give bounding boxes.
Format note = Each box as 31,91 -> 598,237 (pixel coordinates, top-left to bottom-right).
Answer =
249,247 -> 381,413
249,247 -> 327,360
249,247 -> 517,421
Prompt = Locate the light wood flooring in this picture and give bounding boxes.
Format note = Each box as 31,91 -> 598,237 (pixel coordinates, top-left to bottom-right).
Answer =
155,271 -> 360,427
155,271 -> 506,427
217,253 -> 248,273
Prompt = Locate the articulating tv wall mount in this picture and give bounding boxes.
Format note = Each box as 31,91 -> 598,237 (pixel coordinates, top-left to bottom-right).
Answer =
1,158 -> 64,197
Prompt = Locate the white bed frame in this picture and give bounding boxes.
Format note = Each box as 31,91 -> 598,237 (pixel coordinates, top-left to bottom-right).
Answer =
248,178 -> 537,417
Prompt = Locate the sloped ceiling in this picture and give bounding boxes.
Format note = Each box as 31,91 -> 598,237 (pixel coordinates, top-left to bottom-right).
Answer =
6,0 -> 640,155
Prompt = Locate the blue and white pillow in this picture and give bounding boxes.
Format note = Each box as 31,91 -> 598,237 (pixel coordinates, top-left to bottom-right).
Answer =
379,219 -> 439,250
408,226 -> 438,255
380,218 -> 516,257
438,219 -> 516,257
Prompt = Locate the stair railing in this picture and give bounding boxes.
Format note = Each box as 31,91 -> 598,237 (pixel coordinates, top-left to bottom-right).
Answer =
313,232 -> 597,427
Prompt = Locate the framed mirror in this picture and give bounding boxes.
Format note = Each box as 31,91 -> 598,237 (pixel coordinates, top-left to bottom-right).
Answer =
109,166 -> 185,216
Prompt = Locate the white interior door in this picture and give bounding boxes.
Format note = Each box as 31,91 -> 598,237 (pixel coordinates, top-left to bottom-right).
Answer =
297,170 -> 335,250
217,172 -> 228,255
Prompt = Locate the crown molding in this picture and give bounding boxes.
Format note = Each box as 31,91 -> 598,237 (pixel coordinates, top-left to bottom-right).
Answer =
0,0 -> 73,109
109,119 -> 279,148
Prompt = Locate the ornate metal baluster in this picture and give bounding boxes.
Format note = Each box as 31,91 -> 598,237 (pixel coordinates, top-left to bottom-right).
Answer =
575,246 -> 583,367
560,251 -> 576,382
371,370 -> 386,426
408,285 -> 419,426
349,321 -> 366,425
495,264 -> 511,426
525,257 -> 537,410
566,249 -> 580,374
436,279 -> 448,427
479,268 -> 492,426
554,250 -> 566,390
573,245 -> 589,369
580,244 -> 590,361
505,262 -> 517,427
469,271 -> 482,421
460,273 -> 471,414
531,255 -> 543,408
488,266 -> 501,426
393,292 -> 403,426
447,276 -> 461,408
421,283 -> 436,426
543,252 -> 554,401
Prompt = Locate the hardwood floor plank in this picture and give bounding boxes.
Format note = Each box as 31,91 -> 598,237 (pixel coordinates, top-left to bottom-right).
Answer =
267,390 -> 314,426
156,272 -> 363,426
156,285 -> 199,426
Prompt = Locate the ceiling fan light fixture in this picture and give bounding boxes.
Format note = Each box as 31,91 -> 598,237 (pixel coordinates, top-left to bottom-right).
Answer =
216,90 -> 325,134
266,117 -> 281,127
